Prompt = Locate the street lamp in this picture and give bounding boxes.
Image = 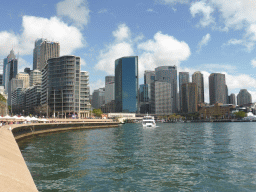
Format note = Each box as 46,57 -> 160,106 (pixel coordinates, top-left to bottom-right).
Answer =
40,111 -> 41,118
23,110 -> 25,116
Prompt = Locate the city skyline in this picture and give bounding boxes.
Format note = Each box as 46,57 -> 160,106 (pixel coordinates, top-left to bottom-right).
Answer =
1,0 -> 256,103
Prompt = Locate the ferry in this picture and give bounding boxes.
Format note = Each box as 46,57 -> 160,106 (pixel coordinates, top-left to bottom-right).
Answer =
142,114 -> 156,127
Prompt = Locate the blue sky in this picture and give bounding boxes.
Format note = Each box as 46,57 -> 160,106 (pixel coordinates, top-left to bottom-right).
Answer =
1,0 -> 256,103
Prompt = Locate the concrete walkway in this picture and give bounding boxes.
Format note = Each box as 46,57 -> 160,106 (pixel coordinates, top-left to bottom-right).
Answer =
0,126 -> 38,192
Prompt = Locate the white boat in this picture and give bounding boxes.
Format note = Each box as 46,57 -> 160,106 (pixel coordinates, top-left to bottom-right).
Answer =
142,115 -> 156,127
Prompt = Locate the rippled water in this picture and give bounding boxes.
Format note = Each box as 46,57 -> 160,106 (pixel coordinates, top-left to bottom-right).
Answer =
19,123 -> 256,191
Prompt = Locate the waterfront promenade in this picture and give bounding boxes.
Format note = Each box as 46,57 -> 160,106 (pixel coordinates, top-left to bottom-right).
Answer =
0,119 -> 119,192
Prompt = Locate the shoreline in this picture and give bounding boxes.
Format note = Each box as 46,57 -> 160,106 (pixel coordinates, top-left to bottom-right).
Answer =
0,120 -> 119,192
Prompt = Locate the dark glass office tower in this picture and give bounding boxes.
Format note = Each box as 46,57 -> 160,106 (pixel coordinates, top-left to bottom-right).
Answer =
115,56 -> 138,113
179,72 -> 189,112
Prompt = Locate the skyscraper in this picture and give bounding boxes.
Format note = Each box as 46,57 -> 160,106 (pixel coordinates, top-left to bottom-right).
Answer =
181,83 -> 198,113
80,71 -> 90,118
115,56 -> 138,113
29,70 -> 42,87
16,72 -> 30,88
5,59 -> 18,95
237,89 -> 252,106
92,88 -> 105,109
33,38 -> 45,70
41,55 -> 89,118
105,76 -> 115,86
144,70 -> 155,84
179,72 -> 189,112
229,93 -> 236,105
33,39 -> 60,71
155,66 -> 177,113
209,73 -> 228,105
105,76 -> 115,105
151,81 -> 172,115
3,49 -> 15,89
8,78 -> 23,106
192,71 -> 204,104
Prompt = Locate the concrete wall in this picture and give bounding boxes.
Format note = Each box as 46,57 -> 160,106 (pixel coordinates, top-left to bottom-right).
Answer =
0,121 -> 119,191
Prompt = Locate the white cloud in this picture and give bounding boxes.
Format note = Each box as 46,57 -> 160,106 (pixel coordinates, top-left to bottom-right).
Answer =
18,57 -> 32,72
251,59 -> 256,68
95,42 -> 134,75
0,31 -> 19,57
0,15 -> 85,58
157,0 -> 189,5
210,0 -> 256,30
56,0 -> 90,29
200,64 -> 236,73
112,23 -> 131,42
190,1 -> 215,27
225,39 -> 243,46
80,58 -> 86,66
225,73 -> 256,90
138,31 -> 191,77
198,33 -> 211,52
147,8 -> 158,13
95,24 -> 134,75
90,79 -> 105,94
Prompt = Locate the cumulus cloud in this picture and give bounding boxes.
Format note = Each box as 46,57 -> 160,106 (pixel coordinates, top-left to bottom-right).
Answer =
138,31 -> 191,77
21,16 -> 84,55
210,0 -> 256,30
95,24 -> 134,75
18,57 -> 32,72
251,59 -> 256,68
197,33 -> 211,52
190,1 -> 215,27
200,64 -> 236,73
95,42 -> 134,75
56,0 -> 90,29
225,73 -> 256,90
80,58 -> 86,66
0,31 -> 19,57
112,23 -> 131,42
0,15 -> 85,58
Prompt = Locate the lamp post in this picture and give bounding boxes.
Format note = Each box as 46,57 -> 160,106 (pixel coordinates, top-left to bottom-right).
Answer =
40,111 -> 41,118
23,110 -> 24,116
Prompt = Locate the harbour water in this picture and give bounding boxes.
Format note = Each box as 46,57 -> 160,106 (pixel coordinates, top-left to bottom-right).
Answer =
19,123 -> 256,191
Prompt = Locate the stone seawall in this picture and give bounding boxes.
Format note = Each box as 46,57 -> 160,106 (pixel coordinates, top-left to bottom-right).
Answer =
0,121 -> 119,191
13,122 -> 119,141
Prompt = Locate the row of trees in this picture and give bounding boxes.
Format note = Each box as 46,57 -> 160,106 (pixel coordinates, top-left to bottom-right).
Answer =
157,111 -> 247,121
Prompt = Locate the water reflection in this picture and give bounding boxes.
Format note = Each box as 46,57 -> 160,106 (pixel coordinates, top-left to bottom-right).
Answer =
19,123 -> 256,191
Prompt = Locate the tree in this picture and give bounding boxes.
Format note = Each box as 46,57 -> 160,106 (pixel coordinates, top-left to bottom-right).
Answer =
0,94 -> 6,102
92,109 -> 103,117
34,104 -> 52,117
234,111 -> 247,119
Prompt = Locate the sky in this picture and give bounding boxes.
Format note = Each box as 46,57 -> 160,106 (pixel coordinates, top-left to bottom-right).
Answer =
1,0 -> 256,103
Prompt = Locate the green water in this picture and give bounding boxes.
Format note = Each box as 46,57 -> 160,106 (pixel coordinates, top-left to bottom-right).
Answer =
19,123 -> 256,191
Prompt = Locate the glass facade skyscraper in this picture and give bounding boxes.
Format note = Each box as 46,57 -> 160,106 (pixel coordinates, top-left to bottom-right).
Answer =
115,56 -> 138,113
179,72 -> 189,112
